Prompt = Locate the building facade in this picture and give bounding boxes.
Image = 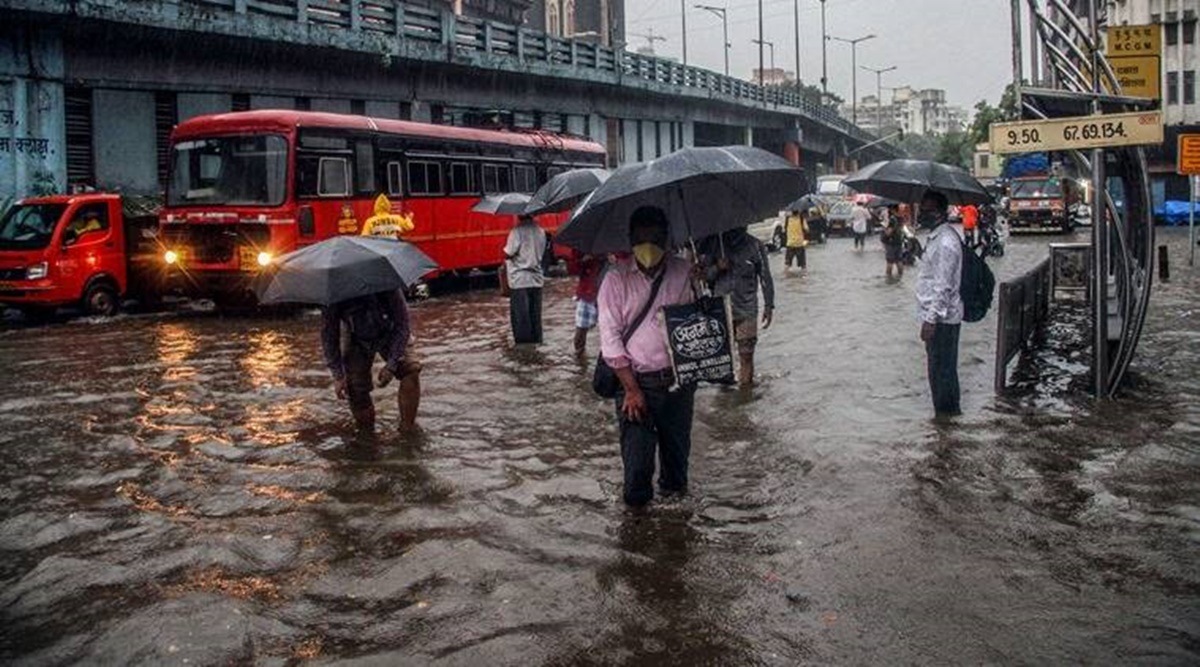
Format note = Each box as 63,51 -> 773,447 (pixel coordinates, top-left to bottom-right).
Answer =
526,0 -> 624,46
1106,0 -> 1198,200
844,86 -> 967,137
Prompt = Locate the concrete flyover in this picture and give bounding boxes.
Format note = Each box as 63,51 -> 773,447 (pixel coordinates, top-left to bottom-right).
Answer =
0,0 -> 902,198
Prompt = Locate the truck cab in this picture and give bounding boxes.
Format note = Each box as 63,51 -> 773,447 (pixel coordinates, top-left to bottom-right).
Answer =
0,194 -> 162,318
1005,175 -> 1077,233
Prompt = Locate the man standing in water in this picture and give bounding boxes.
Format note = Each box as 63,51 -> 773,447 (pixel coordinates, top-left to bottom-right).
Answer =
915,190 -> 963,417
322,290 -> 422,432
598,206 -> 696,507
699,227 -> 774,387
850,200 -> 871,251
504,215 -> 548,344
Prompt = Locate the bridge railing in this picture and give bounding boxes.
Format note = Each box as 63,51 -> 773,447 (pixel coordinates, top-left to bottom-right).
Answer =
182,0 -> 889,149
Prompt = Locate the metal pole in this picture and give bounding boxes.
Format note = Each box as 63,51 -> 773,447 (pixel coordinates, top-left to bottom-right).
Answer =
723,13 -> 729,76
758,0 -> 764,86
794,0 -> 800,91
1088,0 -> 1107,397
820,0 -> 828,98
681,0 -> 687,66
1190,174 -> 1196,267
851,43 -> 858,125
876,71 -> 882,131
1010,0 -> 1024,86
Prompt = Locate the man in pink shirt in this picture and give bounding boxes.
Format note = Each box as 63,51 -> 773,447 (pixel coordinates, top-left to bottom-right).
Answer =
597,206 -> 696,507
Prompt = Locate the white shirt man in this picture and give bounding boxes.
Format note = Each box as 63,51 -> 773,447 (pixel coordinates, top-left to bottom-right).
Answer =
914,191 -> 964,416
504,217 -> 548,344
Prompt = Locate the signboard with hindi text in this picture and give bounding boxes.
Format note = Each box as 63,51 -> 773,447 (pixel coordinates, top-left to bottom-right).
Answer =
1105,24 -> 1162,57
1110,55 -> 1161,100
662,296 -> 735,387
989,111 -> 1164,155
1178,134 -> 1200,175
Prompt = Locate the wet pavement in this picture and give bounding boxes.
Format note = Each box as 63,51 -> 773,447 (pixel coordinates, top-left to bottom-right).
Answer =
1,229 -> 1198,665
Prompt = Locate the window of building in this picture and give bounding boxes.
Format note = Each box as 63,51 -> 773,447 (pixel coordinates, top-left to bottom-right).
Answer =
354,139 -> 375,194
318,157 -> 350,196
1167,21 -> 1179,45
482,164 -> 511,193
564,0 -> 575,36
407,160 -> 444,195
1186,20 -> 1197,44
547,2 -> 560,36
1168,71 -> 1180,104
387,161 -> 403,196
449,162 -> 476,194
1185,70 -> 1196,105
512,165 -> 537,193
979,154 -> 990,169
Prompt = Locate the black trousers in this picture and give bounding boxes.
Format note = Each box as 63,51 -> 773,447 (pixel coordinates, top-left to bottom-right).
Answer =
509,287 -> 543,344
615,383 -> 697,506
924,323 -> 961,414
785,246 -> 807,268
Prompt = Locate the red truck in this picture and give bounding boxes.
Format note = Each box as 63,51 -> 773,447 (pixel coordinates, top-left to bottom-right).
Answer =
0,193 -> 163,319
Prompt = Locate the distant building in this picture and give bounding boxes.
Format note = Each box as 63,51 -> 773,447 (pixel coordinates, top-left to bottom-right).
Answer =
526,0 -> 626,47
842,86 -> 966,136
752,68 -> 795,87
973,143 -> 1002,181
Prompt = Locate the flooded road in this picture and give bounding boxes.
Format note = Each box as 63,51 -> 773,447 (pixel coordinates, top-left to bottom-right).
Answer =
2,230 -> 1198,665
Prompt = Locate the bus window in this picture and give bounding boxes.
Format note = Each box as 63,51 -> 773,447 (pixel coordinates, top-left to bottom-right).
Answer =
318,157 -> 351,196
513,165 -> 537,194
408,160 -> 444,195
449,162 -> 477,195
386,161 -> 403,197
482,164 -> 511,194
354,140 -> 376,194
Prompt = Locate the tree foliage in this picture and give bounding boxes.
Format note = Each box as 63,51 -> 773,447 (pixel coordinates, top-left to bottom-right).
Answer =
967,83 -> 1020,148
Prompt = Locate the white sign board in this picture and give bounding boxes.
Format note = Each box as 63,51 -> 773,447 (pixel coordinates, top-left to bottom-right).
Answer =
989,111 -> 1164,155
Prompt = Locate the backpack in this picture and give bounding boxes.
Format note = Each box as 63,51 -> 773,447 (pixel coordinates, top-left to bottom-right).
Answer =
960,241 -> 995,323
340,294 -> 393,343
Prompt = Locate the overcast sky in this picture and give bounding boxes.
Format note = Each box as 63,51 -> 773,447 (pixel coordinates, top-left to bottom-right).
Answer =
624,0 -> 1014,116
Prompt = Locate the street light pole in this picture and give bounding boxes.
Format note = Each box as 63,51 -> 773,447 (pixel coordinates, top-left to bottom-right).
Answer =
828,33 -> 876,125
753,39 -> 775,84
861,64 -> 896,133
696,5 -> 729,76
758,0 -> 764,87
820,0 -> 828,99
793,0 -> 801,93
680,0 -> 687,66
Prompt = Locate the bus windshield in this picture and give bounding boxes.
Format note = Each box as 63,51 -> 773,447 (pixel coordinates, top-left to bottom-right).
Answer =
0,203 -> 67,250
1011,179 -> 1062,199
168,135 -> 288,207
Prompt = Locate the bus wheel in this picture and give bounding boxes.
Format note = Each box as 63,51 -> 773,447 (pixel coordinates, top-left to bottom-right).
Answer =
83,281 -> 120,317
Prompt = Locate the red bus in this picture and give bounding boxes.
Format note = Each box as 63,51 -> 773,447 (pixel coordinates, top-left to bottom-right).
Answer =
159,110 -> 606,304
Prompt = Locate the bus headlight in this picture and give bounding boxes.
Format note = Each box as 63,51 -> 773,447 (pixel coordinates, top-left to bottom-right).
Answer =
256,252 -> 273,267
164,250 -> 179,265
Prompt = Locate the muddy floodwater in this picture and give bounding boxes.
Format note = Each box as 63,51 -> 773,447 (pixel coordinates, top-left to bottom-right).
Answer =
2,230 -> 1198,665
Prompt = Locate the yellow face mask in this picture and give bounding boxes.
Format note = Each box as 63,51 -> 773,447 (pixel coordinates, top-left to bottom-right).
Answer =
632,242 -> 665,270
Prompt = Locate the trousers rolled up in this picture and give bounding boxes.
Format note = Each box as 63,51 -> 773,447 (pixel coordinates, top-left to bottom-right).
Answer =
509,287 -> 543,344
924,322 -> 961,414
615,382 -> 697,506
342,339 -> 421,428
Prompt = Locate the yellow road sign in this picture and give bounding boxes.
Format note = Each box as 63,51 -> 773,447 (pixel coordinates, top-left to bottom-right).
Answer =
1179,134 -> 1200,175
1106,24 -> 1161,57
989,111 -> 1164,155
1110,54 -> 1161,99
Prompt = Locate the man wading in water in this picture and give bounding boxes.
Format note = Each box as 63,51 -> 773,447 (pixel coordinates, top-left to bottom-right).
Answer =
322,290 -> 421,432
597,206 -> 697,507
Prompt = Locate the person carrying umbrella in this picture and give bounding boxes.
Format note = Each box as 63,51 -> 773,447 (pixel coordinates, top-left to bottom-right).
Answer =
697,227 -> 775,387
255,235 -> 437,434
596,206 -> 697,507
880,205 -> 906,280
322,290 -> 422,432
503,214 -> 548,344
914,190 -> 963,417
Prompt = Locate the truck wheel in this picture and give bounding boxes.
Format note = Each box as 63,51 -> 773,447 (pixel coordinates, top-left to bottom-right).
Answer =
83,282 -> 120,317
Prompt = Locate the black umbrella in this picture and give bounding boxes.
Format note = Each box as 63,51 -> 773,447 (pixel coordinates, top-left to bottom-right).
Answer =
522,168 -> 610,216
785,194 -> 823,212
471,193 -> 532,216
866,196 -> 902,209
843,159 -> 992,206
255,236 -> 437,306
556,146 -> 805,254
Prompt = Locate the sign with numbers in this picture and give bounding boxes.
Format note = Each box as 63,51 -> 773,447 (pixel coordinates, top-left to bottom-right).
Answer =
989,111 -> 1164,155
